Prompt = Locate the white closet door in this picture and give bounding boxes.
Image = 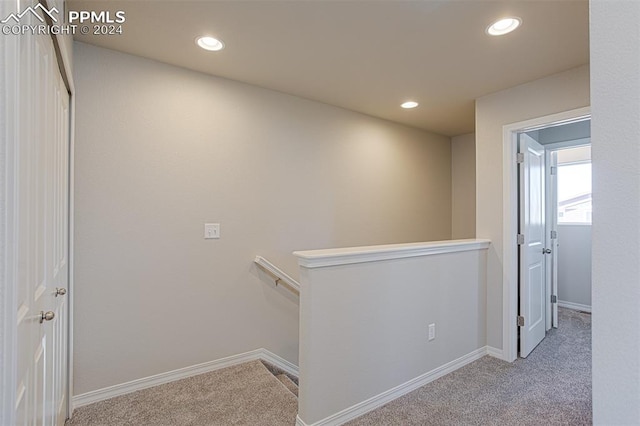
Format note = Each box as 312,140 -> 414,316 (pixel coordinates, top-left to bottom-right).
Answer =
3,1 -> 70,424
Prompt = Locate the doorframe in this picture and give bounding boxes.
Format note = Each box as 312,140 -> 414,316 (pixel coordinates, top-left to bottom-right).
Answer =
501,106 -> 591,362
545,147 -> 557,331
53,27 -> 77,420
67,57 -> 76,419
0,2 -> 20,423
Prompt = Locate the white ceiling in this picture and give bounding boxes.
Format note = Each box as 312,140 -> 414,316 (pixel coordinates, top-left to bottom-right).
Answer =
69,0 -> 589,136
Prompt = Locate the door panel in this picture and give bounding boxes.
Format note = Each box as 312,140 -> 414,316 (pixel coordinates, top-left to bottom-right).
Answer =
34,338 -> 46,424
528,263 -> 544,326
15,13 -> 35,426
7,0 -> 70,423
519,133 -> 547,358
51,52 -> 70,426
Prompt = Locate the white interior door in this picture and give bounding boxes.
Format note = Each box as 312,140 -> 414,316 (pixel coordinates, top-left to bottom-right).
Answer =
6,1 -> 70,424
518,133 -> 547,358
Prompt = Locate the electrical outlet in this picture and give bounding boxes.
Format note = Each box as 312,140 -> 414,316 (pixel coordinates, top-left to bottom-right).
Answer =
204,223 -> 220,239
428,323 -> 436,341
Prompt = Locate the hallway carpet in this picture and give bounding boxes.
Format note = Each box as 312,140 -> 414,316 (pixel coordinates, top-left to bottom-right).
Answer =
67,308 -> 590,425
347,307 -> 592,425
65,360 -> 297,426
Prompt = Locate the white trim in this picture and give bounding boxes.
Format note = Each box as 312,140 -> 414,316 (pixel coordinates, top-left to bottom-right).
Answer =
545,148 -> 557,331
294,239 -> 490,269
260,348 -> 300,377
71,348 -> 298,410
502,106 -> 591,363
0,3 -> 19,423
558,300 -> 592,313
66,78 -> 76,419
41,5 -> 76,416
486,346 -> 504,359
502,122 -> 520,363
297,347 -> 489,426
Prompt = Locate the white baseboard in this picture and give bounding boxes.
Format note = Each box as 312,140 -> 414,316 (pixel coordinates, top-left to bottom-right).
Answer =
486,346 -> 504,360
261,348 -> 300,377
296,346 -> 489,426
72,348 -> 298,410
558,300 -> 592,313
75,344 -> 496,426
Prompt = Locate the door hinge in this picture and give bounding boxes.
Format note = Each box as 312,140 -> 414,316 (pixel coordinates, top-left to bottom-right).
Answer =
516,153 -> 525,163
550,166 -> 557,176
517,234 -> 525,245
517,316 -> 525,327
551,295 -> 557,303
551,230 -> 557,239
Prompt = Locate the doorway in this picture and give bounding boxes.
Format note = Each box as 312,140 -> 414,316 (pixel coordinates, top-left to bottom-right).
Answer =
517,119 -> 591,357
501,106 -> 591,362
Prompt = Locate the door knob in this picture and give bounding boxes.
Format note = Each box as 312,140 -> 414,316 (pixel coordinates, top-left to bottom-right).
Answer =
55,288 -> 67,297
543,248 -> 552,254
39,311 -> 55,323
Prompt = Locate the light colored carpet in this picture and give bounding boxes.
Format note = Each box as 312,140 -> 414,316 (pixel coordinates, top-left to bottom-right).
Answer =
67,308 -> 590,426
347,307 -> 592,425
276,374 -> 299,397
66,360 -> 298,426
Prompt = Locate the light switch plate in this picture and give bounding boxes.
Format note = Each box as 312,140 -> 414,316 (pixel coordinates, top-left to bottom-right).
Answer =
428,323 -> 436,341
204,223 -> 220,239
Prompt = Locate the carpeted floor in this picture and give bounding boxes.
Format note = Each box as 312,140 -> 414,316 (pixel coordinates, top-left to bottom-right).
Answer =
347,307 -> 592,425
67,308 -> 590,426
65,360 -> 298,426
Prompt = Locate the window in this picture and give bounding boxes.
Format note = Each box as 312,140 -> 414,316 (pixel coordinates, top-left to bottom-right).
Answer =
557,146 -> 591,224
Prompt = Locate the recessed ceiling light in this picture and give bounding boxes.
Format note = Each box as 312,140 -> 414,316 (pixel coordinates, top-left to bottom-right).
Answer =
486,17 -> 522,36
401,101 -> 419,109
196,36 -> 225,51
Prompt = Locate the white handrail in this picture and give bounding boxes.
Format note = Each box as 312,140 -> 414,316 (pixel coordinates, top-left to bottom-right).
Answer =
254,256 -> 300,292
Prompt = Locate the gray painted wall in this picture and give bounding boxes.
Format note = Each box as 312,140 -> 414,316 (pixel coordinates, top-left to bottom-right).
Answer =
525,119 -> 590,146
557,224 -> 591,308
451,133 -> 476,239
591,1 -> 640,423
538,119 -> 590,144
73,42 -> 453,395
296,244 -> 488,424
